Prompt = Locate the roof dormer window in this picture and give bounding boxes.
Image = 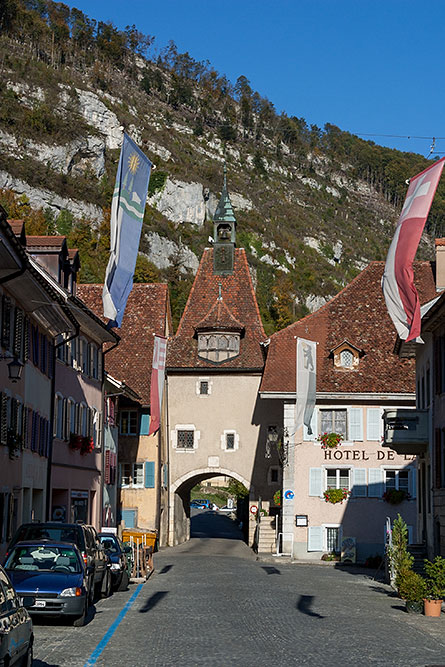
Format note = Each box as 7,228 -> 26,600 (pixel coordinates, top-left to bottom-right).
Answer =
198,332 -> 240,363
330,340 -> 363,370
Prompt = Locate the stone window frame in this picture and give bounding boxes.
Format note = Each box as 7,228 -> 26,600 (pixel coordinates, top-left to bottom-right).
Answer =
220,429 -> 239,452
171,424 -> 200,452
196,377 -> 212,397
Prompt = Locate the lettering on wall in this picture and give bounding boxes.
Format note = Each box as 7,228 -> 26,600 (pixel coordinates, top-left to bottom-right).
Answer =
323,450 -> 416,462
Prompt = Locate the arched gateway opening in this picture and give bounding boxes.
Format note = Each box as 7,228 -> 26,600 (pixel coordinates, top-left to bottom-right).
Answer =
169,468 -> 252,546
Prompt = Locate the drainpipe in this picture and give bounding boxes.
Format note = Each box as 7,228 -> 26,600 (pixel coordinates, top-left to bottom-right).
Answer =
45,328 -> 79,521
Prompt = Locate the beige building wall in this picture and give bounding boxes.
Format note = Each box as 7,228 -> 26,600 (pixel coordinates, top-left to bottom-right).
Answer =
120,432 -> 158,531
168,372 -> 273,545
282,401 -> 418,562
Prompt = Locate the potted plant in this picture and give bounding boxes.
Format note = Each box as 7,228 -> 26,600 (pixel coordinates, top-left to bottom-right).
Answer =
397,568 -> 427,613
424,556 -> 445,617
317,432 -> 343,449
273,490 -> 281,507
383,489 -> 410,505
80,436 -> 94,455
323,487 -> 351,504
69,433 -> 82,451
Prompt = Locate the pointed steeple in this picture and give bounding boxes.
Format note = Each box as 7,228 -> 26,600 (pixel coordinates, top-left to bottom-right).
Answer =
213,164 -> 236,275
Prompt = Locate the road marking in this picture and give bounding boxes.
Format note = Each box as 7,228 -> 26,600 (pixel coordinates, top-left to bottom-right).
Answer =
84,583 -> 144,666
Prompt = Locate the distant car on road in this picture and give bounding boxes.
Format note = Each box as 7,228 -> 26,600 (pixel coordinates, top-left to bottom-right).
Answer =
0,563 -> 33,665
194,499 -> 212,508
5,541 -> 89,627
190,501 -> 206,509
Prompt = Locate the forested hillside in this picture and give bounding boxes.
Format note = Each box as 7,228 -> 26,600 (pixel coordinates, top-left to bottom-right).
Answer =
1,0 -> 444,332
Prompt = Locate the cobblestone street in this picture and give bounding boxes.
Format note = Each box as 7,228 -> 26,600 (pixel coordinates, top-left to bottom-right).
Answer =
33,511 -> 445,666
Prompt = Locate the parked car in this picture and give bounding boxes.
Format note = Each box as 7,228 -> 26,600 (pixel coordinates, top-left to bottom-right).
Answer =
0,564 -> 33,665
7,523 -> 110,602
5,541 -> 88,627
98,533 -> 131,591
190,501 -> 206,509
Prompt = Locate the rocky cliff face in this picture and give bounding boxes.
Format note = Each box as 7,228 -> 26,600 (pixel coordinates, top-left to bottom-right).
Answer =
1,31 -> 424,332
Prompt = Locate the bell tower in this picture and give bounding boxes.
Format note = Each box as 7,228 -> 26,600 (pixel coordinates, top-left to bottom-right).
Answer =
213,164 -> 236,275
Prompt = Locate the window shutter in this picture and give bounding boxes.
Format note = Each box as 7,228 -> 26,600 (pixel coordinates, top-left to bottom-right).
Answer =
140,413 -> 150,436
309,468 -> 323,496
145,461 -> 155,488
1,296 -> 11,350
409,466 -> 417,499
308,526 -> 323,551
407,525 -> 413,545
366,408 -> 381,441
348,408 -> 363,441
121,509 -> 136,529
352,468 -> 367,497
163,463 -> 168,488
304,408 -> 317,441
23,317 -> 30,362
0,393 -> 7,445
104,450 -> 111,485
13,308 -> 23,359
368,468 -> 384,497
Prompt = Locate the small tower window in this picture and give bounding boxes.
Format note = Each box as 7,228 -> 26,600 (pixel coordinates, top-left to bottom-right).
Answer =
226,433 -> 235,450
200,381 -> 209,395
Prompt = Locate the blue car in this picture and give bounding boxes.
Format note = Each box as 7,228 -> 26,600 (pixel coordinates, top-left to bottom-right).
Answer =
5,541 -> 89,627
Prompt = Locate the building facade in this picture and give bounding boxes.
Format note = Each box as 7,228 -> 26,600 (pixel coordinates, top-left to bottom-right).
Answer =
260,261 -> 437,562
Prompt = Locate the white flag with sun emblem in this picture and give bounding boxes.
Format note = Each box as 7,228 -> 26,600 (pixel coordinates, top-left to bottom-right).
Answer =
103,133 -> 152,327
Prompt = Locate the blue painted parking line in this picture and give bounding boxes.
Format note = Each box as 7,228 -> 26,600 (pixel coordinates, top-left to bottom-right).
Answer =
84,583 -> 144,666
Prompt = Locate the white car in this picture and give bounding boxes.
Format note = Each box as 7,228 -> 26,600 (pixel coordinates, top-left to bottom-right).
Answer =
219,505 -> 235,513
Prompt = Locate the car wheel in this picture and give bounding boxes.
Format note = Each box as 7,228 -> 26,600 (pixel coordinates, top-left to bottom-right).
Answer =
87,576 -> 95,607
21,642 -> 33,667
101,569 -> 112,598
117,570 -> 129,592
73,600 -> 87,627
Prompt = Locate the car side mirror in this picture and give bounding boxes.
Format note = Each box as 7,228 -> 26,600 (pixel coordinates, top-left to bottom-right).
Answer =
21,596 -> 35,609
124,545 -> 132,554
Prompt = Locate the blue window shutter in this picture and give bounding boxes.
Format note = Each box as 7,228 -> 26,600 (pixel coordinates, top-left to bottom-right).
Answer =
366,408 -> 381,441
163,463 -> 168,488
368,468 -> 384,497
409,466 -> 417,499
140,413 -> 150,435
121,509 -> 136,529
309,468 -> 322,496
348,408 -> 363,441
145,461 -> 155,488
352,468 -> 367,497
308,526 -> 323,551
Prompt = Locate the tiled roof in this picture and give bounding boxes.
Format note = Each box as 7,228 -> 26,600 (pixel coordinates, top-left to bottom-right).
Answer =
77,283 -> 170,405
195,297 -> 244,333
168,248 -> 266,369
260,261 -> 437,394
436,239 -> 445,246
68,248 -> 79,259
26,235 -> 66,248
7,220 -> 24,235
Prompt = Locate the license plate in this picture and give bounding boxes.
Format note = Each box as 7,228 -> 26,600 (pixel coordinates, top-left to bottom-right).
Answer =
34,600 -> 46,608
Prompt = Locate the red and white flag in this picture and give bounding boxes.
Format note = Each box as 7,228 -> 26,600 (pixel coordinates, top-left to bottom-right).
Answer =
382,158 -> 445,342
148,335 -> 167,436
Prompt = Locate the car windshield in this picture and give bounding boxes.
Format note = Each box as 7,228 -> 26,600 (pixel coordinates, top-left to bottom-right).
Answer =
100,537 -> 118,553
5,545 -> 82,574
14,526 -> 79,545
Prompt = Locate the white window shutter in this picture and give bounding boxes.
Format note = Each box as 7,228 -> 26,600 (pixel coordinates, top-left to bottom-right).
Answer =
368,468 -> 384,497
348,407 -> 363,441
304,408 -> 317,441
409,466 -> 417,499
366,408 -> 381,441
308,526 -> 323,551
352,468 -> 367,497
309,468 -> 323,496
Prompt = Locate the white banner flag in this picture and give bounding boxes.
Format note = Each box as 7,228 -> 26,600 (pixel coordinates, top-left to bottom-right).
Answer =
296,337 -> 317,433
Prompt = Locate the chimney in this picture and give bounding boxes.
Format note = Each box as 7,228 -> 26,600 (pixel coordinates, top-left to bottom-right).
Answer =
435,239 -> 445,291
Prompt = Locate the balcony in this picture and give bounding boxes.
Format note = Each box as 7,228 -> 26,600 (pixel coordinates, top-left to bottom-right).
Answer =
382,409 -> 429,455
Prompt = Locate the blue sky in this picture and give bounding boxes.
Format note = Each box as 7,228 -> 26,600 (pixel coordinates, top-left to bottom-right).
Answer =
65,0 -> 445,158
